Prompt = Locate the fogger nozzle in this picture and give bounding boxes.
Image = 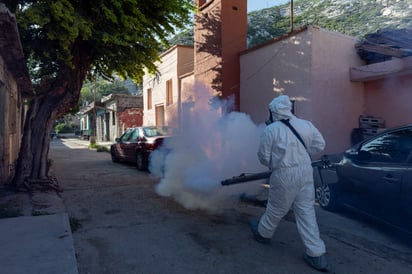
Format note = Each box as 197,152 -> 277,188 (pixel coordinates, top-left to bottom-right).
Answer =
220,171 -> 272,186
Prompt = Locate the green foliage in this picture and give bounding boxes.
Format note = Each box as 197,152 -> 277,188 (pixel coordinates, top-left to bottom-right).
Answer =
168,27 -> 194,47
8,0 -> 194,88
55,122 -> 75,134
79,78 -> 132,107
169,0 -> 412,49
88,143 -> 109,152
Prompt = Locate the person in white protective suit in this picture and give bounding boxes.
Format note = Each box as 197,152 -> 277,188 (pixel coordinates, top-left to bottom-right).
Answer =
249,95 -> 330,272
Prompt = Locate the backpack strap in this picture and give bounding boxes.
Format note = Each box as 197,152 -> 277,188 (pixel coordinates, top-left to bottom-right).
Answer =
280,119 -> 308,150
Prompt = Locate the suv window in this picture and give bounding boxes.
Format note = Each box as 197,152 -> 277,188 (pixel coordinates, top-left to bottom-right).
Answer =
360,128 -> 412,163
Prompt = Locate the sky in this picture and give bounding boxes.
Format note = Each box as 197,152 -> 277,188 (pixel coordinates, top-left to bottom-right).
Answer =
247,0 -> 290,12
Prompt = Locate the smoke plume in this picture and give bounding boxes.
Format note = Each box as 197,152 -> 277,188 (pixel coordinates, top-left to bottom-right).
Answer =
149,82 -> 268,211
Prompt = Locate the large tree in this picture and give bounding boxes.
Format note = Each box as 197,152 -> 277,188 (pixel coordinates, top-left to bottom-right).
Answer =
6,0 -> 193,190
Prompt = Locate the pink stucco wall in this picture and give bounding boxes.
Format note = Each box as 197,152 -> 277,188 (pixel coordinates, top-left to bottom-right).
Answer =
311,26 -> 365,153
240,26 -> 365,155
364,74 -> 412,128
240,27 -> 313,124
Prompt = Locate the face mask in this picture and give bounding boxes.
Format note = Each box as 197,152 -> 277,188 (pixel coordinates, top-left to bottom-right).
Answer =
265,109 -> 274,125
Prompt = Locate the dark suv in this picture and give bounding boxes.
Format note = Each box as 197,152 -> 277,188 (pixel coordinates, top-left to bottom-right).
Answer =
110,126 -> 172,171
316,124 -> 412,231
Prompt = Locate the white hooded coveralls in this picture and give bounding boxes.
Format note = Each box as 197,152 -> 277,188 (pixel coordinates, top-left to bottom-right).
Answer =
257,95 -> 326,257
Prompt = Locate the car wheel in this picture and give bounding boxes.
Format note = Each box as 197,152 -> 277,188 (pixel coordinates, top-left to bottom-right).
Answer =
316,183 -> 340,212
136,152 -> 145,171
111,148 -> 119,163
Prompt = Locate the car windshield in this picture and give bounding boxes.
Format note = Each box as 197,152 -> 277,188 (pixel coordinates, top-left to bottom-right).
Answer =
143,127 -> 171,137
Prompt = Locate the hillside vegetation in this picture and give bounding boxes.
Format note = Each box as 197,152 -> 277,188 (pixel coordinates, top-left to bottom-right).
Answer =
170,0 -> 412,48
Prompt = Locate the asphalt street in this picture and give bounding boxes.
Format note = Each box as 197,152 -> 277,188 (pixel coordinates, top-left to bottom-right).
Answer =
50,137 -> 412,274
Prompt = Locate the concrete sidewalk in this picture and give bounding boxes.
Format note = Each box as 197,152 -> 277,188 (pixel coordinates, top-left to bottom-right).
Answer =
0,137 -> 111,274
0,213 -> 78,274
0,153 -> 79,274
58,136 -> 113,151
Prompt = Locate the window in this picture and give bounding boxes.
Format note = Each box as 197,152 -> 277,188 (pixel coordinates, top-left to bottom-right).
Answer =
155,105 -> 165,127
166,79 -> 173,106
112,111 -> 116,125
360,128 -> 412,163
130,128 -> 139,142
120,129 -> 133,142
147,88 -> 152,110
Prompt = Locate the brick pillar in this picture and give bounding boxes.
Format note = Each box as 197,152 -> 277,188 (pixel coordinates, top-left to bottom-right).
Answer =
194,0 -> 247,111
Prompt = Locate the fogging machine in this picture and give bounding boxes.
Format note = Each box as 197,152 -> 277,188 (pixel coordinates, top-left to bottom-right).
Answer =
220,156 -> 333,186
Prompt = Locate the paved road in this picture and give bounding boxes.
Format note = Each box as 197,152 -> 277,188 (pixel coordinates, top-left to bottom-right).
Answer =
50,138 -> 412,274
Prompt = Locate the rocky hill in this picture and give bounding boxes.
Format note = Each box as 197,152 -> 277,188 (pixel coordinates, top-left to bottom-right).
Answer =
169,0 -> 412,49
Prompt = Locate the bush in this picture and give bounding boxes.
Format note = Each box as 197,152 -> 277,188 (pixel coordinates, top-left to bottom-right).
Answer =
55,123 -> 75,134
88,143 -> 108,152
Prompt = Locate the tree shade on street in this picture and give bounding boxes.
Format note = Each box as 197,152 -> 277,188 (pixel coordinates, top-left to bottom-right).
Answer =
5,0 -> 193,189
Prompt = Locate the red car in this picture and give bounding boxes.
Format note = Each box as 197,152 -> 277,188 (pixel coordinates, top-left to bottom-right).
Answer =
110,126 -> 172,171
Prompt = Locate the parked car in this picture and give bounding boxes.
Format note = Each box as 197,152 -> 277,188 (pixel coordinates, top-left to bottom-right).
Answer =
110,126 -> 172,171
316,124 -> 412,231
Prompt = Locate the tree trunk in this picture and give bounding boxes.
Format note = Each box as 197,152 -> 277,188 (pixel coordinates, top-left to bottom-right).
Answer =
11,63 -> 88,190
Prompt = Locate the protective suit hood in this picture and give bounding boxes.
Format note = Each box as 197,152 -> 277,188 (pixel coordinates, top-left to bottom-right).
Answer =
269,95 -> 293,121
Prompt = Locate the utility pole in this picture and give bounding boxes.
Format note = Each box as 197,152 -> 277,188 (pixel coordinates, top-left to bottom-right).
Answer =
290,0 -> 294,33
89,80 -> 97,145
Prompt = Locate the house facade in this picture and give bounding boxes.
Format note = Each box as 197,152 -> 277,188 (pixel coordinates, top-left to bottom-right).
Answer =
240,26 -> 366,155
78,94 -> 143,142
141,0 -> 412,155
102,94 -> 143,140
351,56 -> 412,128
142,45 -> 194,128
0,4 -> 33,184
142,0 -> 247,128
241,25 -> 412,155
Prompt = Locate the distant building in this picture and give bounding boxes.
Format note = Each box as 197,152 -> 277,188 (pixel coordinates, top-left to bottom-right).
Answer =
102,94 -> 143,140
78,94 -> 143,142
142,0 -> 247,127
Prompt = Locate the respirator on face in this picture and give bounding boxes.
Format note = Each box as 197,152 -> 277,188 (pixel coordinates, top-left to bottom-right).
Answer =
265,109 -> 274,125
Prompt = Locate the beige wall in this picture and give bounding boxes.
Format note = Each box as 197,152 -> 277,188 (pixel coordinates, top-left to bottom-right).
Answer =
240,26 -> 366,155
179,73 -> 196,131
364,74 -> 412,128
143,46 -> 194,127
